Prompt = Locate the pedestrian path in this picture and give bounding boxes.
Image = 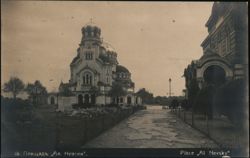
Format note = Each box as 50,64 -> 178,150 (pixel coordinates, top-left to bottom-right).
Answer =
82,105 -> 218,148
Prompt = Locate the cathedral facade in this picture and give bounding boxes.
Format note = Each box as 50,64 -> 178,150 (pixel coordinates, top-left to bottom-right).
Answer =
48,23 -> 142,110
184,2 -> 248,95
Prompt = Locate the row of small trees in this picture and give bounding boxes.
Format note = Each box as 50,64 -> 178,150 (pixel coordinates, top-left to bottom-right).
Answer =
3,77 -> 47,104
187,78 -> 247,127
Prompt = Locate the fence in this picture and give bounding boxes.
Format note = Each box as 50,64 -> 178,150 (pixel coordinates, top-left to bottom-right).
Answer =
172,108 -> 248,150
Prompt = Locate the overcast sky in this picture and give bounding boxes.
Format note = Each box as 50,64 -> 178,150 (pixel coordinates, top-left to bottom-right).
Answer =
1,1 -> 213,96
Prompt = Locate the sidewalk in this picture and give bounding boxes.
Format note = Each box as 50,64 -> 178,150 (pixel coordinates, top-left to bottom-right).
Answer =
83,107 -> 218,148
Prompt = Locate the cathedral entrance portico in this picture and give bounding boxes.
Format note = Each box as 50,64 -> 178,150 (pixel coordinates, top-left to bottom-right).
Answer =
203,65 -> 226,86
196,58 -> 233,89
78,94 -> 83,104
91,94 -> 96,104
50,97 -> 55,104
84,94 -> 90,104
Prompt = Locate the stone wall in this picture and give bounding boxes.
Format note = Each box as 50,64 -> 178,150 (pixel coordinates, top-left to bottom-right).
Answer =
58,96 -> 77,111
55,94 -> 142,112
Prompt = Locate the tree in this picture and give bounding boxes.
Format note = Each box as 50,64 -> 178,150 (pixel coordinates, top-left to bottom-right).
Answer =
193,84 -> 216,119
26,80 -> 47,105
170,99 -> 179,109
154,96 -> 163,105
59,86 -> 73,96
3,77 -> 25,99
109,82 -> 127,104
188,79 -> 200,108
154,96 -> 173,105
136,88 -> 154,104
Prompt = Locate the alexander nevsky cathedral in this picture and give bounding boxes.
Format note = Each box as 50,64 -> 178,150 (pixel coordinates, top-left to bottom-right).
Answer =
48,23 -> 142,110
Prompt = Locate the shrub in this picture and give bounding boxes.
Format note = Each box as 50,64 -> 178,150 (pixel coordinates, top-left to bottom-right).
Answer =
187,79 -> 200,108
193,85 -> 216,119
180,99 -> 190,110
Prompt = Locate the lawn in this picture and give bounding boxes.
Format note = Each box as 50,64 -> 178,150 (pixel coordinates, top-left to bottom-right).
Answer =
1,98 -> 144,157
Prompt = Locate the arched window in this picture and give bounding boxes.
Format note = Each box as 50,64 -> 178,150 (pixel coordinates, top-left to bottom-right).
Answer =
83,72 -> 93,85
89,75 -> 92,85
127,96 -> 132,105
86,74 -> 89,84
85,51 -> 93,60
120,97 -> 123,103
83,76 -> 86,84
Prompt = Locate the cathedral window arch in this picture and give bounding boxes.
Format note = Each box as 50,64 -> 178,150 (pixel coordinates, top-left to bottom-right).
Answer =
85,51 -> 93,60
83,72 -> 93,85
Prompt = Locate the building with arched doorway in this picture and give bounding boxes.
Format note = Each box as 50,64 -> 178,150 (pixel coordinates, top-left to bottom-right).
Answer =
49,23 -> 142,111
183,2 -> 248,96
47,93 -> 58,106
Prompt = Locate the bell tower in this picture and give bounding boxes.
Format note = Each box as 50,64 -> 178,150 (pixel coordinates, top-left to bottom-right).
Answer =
80,19 -> 102,46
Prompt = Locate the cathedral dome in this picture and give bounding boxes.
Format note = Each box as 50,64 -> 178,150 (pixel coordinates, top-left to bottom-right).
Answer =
81,23 -> 101,42
101,42 -> 116,53
116,65 -> 130,73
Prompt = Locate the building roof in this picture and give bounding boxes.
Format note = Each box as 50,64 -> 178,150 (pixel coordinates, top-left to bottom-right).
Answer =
70,55 -> 80,65
59,82 -> 76,88
199,48 -> 220,61
205,2 -> 230,28
205,2 -> 247,28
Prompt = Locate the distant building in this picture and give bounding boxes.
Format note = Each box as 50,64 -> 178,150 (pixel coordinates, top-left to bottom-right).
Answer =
184,2 -> 248,94
49,23 -> 142,110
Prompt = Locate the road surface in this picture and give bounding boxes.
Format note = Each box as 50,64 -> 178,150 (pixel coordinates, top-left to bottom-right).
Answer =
83,105 -> 218,148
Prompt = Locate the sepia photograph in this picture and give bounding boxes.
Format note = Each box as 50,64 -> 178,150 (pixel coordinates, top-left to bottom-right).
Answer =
1,1 -> 248,158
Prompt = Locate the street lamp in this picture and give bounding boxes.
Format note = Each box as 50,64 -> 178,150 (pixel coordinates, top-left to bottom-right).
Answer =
169,78 -> 172,97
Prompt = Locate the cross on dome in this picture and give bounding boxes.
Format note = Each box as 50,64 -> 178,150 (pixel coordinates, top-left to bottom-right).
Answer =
84,18 -> 98,27
90,18 -> 93,24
